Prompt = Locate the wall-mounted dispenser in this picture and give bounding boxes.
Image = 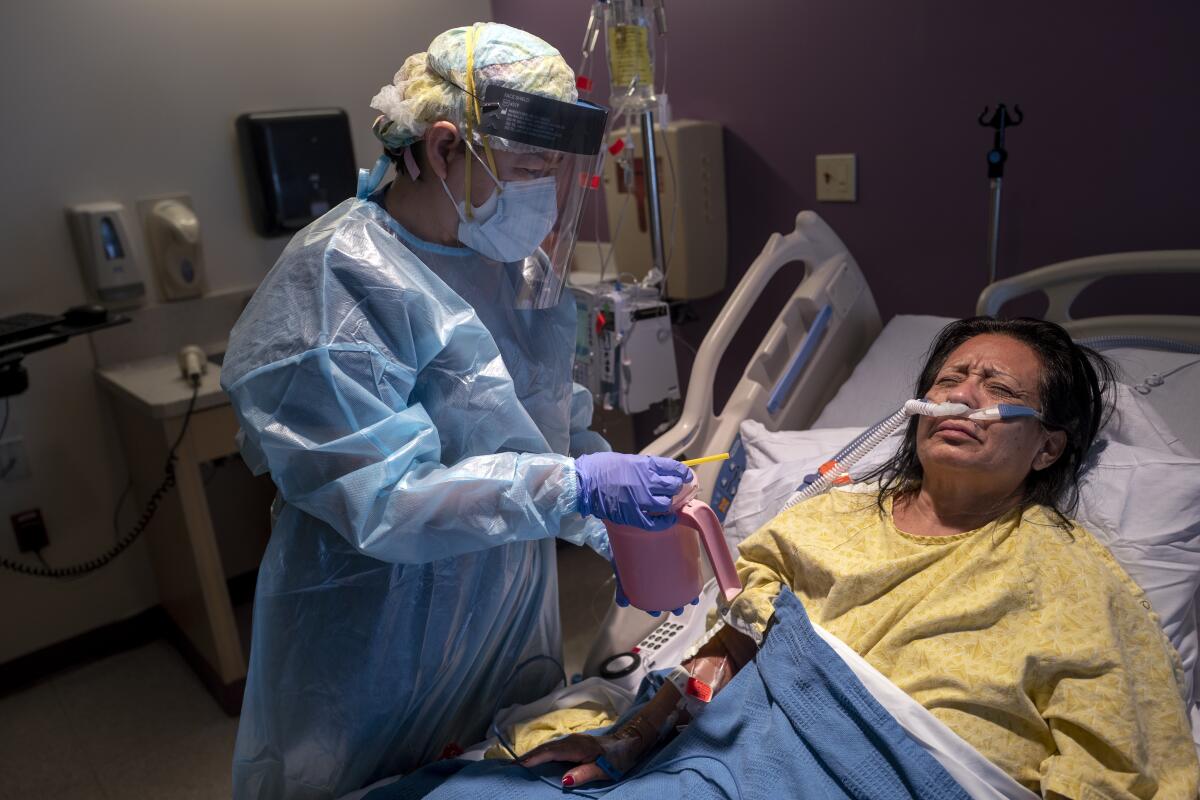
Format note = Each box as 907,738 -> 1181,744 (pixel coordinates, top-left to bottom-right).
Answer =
65,202 -> 147,309
236,109 -> 357,237
138,194 -> 207,301
602,120 -> 728,300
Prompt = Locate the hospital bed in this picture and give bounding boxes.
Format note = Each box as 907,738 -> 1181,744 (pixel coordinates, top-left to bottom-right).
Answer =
352,213 -> 1200,799
574,211 -> 1200,772
584,212 -> 1200,672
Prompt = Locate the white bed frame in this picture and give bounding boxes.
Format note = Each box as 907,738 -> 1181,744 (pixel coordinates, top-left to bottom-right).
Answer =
642,210 -> 883,502
582,211 -> 882,674
977,250 -> 1200,344
583,211 -> 1200,678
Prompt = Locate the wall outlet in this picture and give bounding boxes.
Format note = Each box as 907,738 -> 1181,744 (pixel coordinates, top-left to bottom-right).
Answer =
11,509 -> 49,553
815,153 -> 857,202
0,437 -> 31,481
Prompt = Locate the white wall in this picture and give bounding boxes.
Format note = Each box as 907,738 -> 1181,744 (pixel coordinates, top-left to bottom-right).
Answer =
0,0 -> 491,662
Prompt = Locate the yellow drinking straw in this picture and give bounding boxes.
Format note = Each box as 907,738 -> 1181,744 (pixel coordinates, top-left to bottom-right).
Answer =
681,453 -> 730,468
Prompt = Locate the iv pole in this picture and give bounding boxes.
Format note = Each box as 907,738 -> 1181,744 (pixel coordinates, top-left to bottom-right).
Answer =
640,103 -> 666,292
979,103 -> 1023,285
638,1 -> 668,294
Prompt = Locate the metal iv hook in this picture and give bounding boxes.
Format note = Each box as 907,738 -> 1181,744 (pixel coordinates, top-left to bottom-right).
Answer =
978,103 -> 1023,286
978,103 -> 1024,129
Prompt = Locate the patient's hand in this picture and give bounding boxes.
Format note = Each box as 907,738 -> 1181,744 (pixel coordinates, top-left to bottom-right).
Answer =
517,716 -> 658,787
516,626 -> 757,787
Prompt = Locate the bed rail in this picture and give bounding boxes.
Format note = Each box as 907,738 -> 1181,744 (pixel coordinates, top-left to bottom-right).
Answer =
977,250 -> 1200,344
584,211 -> 880,679
642,210 -> 882,503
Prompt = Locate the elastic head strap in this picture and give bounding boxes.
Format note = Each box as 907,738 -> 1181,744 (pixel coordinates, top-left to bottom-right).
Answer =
463,25 -> 478,217
462,26 -> 501,181
462,24 -> 501,218
481,138 -> 500,190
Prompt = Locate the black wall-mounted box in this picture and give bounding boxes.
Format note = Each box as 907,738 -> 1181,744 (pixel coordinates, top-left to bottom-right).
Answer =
236,109 -> 357,237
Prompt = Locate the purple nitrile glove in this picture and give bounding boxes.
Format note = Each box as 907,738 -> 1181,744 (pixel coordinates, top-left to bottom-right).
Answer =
574,453 -> 692,532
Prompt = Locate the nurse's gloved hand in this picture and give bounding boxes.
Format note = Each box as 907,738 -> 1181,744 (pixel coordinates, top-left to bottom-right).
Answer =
575,453 -> 692,531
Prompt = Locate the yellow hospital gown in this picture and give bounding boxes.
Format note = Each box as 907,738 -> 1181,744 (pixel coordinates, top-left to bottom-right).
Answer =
722,489 -> 1199,798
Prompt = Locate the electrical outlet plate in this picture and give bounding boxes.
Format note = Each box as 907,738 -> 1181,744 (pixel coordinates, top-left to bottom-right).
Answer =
815,153 -> 857,202
11,508 -> 48,552
0,437 -> 31,481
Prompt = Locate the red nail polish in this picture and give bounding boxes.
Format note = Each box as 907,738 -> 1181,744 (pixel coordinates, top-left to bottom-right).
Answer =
562,775 -> 575,787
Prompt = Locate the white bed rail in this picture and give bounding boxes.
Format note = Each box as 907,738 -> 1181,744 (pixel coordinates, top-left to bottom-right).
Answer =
642,210 -> 882,501
977,250 -> 1200,344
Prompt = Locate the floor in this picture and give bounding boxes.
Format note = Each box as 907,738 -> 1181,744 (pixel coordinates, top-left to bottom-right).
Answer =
0,542 -> 615,799
0,641 -> 238,800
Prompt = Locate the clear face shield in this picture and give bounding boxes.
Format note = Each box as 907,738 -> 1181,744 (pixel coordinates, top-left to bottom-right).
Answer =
471,85 -> 609,309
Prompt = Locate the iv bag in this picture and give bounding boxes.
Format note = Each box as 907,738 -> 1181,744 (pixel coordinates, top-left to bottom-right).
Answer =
604,0 -> 658,112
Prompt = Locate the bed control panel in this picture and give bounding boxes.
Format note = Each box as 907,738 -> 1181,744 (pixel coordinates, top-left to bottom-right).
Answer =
598,580 -> 720,692
600,621 -> 690,686
633,621 -> 687,663
709,434 -> 746,521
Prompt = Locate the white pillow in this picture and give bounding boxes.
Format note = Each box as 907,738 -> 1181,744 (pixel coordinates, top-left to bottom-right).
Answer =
1105,348 -> 1200,457
1073,438 -> 1200,704
810,315 -> 953,429
1103,382 -> 1192,458
724,422 -> 897,548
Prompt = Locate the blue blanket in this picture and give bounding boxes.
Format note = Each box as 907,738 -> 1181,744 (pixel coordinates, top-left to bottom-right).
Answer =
365,588 -> 971,799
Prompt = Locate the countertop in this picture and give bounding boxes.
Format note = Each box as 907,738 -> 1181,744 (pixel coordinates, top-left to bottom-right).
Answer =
97,353 -> 228,420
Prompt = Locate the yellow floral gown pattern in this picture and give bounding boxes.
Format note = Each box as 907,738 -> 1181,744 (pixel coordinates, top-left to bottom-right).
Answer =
721,489 -> 1199,798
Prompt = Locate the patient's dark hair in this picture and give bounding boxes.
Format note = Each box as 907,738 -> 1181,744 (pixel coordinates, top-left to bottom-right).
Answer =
861,317 -> 1114,524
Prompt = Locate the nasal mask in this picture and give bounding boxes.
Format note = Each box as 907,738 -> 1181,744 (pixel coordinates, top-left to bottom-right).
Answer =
440,142 -> 558,263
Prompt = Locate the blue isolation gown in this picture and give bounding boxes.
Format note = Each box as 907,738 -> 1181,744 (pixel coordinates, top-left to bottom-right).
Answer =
220,192 -> 609,799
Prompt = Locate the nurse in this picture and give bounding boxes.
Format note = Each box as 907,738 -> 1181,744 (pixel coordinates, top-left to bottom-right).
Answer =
221,22 -> 690,799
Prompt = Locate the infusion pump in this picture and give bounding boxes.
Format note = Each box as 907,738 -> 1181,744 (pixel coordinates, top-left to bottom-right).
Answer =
571,278 -> 680,415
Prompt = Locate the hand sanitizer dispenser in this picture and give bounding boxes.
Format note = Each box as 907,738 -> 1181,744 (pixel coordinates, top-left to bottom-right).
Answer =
139,194 -> 207,301
66,202 -> 147,309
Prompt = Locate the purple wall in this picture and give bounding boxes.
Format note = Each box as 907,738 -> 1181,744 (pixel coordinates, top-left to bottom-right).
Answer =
493,0 -> 1200,410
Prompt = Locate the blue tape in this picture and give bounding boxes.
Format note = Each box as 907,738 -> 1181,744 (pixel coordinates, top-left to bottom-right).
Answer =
594,755 -> 624,781
767,304 -> 834,414
997,403 -> 1038,418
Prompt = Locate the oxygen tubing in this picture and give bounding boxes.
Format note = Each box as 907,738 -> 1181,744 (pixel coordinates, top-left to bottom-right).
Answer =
781,400 -> 969,511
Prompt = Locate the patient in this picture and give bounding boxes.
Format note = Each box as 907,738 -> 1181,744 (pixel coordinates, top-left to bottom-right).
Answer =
523,318 -> 1200,798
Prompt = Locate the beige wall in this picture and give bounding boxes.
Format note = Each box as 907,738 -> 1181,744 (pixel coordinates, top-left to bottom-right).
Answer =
0,0 -> 491,662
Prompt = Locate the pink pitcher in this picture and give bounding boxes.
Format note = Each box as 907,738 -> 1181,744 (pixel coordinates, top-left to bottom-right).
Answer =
605,480 -> 742,614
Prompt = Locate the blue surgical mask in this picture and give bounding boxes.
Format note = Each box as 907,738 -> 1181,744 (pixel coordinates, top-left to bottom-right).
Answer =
440,147 -> 558,263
